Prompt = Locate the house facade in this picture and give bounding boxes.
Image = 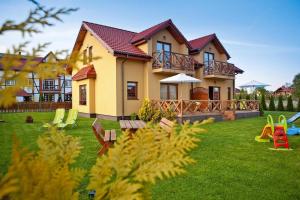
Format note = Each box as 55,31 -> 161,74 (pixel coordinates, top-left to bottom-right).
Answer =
0,52 -> 72,102
71,19 -> 244,120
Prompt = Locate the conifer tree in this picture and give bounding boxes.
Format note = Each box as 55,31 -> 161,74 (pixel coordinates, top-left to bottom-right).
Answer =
260,93 -> 267,110
277,95 -> 285,111
287,95 -> 294,111
269,95 -> 276,111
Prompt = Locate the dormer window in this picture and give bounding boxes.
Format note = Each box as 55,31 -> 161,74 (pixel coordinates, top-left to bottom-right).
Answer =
83,49 -> 87,64
88,46 -> 93,63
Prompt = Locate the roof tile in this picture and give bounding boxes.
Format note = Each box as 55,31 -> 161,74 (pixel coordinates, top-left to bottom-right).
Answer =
72,64 -> 96,81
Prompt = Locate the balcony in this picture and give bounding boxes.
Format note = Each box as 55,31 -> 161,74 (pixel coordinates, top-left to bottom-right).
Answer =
152,51 -> 195,74
42,85 -> 60,92
203,60 -> 236,79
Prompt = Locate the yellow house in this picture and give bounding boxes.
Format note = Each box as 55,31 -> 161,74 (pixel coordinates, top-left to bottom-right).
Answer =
71,19 -> 246,120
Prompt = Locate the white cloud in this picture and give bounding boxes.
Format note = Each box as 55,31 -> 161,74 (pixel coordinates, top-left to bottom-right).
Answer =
223,39 -> 300,53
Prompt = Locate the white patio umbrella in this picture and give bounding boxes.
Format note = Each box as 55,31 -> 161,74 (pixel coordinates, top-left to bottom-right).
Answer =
160,73 -> 201,99
239,80 -> 270,93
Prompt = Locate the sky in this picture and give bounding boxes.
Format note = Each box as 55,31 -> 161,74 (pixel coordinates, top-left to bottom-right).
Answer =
0,0 -> 299,90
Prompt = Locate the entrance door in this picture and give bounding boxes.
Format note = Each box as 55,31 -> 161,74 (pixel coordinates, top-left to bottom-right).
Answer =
209,86 -> 220,100
209,86 -> 221,111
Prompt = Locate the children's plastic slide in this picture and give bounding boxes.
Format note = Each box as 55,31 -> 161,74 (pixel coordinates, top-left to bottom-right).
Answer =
255,115 -> 274,142
287,112 -> 300,135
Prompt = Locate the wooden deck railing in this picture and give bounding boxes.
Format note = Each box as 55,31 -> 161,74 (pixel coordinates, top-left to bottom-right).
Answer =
151,99 -> 259,116
152,51 -> 195,72
0,102 -> 72,113
203,60 -> 236,77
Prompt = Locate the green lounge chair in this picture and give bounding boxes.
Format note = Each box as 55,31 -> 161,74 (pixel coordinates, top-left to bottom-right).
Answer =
57,109 -> 78,129
43,108 -> 65,128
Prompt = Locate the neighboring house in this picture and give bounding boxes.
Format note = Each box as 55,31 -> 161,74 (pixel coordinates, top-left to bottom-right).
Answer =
0,52 -> 72,102
274,85 -> 294,96
71,19 -> 243,119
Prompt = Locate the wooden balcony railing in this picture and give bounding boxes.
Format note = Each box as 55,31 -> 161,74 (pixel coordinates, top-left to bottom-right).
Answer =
152,51 -> 195,72
203,60 -> 236,77
42,85 -> 60,91
151,99 -> 259,116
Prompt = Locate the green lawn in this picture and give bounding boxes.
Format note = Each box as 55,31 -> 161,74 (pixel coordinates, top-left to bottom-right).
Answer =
1,111 -> 300,199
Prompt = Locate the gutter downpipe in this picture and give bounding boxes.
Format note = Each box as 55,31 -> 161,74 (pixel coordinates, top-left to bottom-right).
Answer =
121,56 -> 128,119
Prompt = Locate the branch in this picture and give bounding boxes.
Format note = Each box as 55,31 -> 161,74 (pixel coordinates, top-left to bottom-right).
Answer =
0,0 -> 78,37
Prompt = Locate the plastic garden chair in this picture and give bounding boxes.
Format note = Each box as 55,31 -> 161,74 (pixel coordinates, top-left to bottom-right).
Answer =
43,108 -> 65,128
57,109 -> 78,129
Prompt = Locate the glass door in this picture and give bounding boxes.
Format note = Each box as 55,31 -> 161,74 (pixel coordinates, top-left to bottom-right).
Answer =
156,42 -> 172,68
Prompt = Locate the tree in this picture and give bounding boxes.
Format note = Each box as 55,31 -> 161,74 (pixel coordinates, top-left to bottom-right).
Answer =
246,94 -> 250,100
0,0 -> 78,107
297,98 -> 300,112
260,93 -> 267,110
293,73 -> 300,97
254,93 -> 258,100
287,95 -> 294,112
269,95 -> 276,111
277,95 -> 285,111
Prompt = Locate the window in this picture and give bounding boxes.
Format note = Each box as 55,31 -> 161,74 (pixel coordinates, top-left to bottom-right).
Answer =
156,41 -> 172,68
79,84 -> 87,105
160,83 -> 178,100
43,80 -> 55,90
227,87 -> 231,100
44,93 -> 54,102
88,46 -> 93,63
5,80 -> 16,86
204,52 -> 214,67
65,93 -> 72,101
65,80 -> 72,87
83,49 -> 87,65
27,79 -> 33,87
127,82 -> 138,100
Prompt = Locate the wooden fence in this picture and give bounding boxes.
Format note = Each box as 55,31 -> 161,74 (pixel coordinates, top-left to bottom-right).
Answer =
0,102 -> 72,113
151,100 -> 259,116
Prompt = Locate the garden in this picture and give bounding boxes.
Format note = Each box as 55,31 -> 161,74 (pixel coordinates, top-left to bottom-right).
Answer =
1,111 -> 300,199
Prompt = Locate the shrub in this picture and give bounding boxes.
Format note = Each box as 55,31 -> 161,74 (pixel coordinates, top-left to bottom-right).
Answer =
151,109 -> 163,123
162,107 -> 177,121
268,96 -> 276,111
151,107 -> 177,123
259,104 -> 264,116
297,98 -> 300,112
287,95 -> 294,111
88,120 -> 212,199
260,93 -> 267,110
138,99 -> 155,121
0,128 -> 85,199
277,95 -> 285,111
246,94 -> 250,100
130,112 -> 137,120
254,93 -> 258,100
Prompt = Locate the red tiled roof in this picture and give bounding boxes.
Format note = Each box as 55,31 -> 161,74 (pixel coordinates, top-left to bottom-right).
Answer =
131,19 -> 192,49
82,22 -> 151,59
0,53 -> 43,71
234,66 -> 244,74
72,65 -> 96,81
16,89 -> 31,97
189,34 -> 231,59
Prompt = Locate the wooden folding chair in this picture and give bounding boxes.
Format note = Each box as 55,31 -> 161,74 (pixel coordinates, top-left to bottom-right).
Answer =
159,118 -> 175,134
92,118 -> 117,156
